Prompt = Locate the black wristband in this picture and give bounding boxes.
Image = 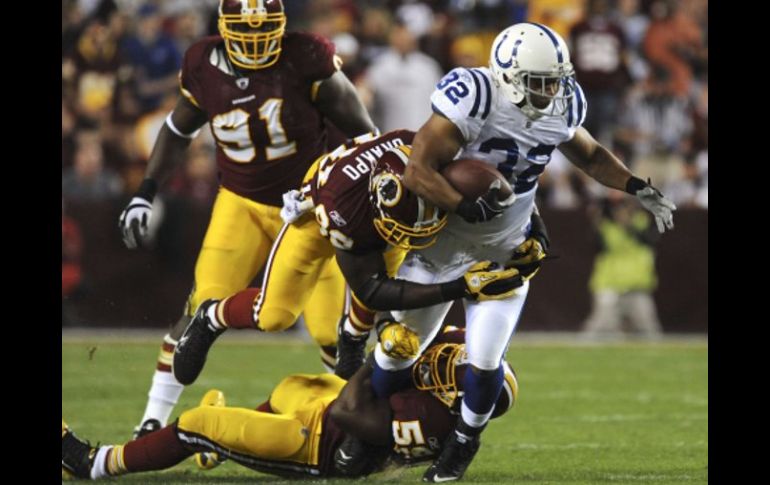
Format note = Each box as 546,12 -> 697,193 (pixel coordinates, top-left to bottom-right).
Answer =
135,178 -> 158,202
625,176 -> 648,195
440,278 -> 468,301
455,198 -> 478,223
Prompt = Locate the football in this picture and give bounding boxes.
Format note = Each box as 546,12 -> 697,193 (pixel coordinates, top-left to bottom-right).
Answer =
440,158 -> 513,200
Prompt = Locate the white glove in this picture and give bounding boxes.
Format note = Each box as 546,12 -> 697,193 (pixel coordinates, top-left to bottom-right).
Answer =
280,189 -> 313,224
118,197 -> 153,249
635,185 -> 677,233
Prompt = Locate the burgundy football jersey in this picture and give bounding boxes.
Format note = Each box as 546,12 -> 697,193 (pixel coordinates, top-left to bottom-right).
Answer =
180,32 -> 338,206
389,388 -> 454,464
316,390 -> 453,475
307,130 -> 415,253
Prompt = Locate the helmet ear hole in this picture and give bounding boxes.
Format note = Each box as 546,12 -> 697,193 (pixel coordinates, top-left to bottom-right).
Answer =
369,147 -> 447,250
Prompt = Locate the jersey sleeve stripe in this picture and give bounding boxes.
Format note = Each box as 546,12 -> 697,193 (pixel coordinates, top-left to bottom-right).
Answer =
566,92 -> 574,127
179,85 -> 200,108
311,80 -> 323,102
466,68 -> 482,118
472,69 -> 493,119
575,83 -> 587,126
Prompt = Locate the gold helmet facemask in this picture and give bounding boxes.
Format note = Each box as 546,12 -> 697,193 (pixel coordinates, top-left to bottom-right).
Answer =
412,343 -> 468,408
413,342 -> 519,417
218,0 -> 286,70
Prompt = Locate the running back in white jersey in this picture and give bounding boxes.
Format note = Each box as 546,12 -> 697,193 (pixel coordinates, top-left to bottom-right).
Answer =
429,67 -> 587,246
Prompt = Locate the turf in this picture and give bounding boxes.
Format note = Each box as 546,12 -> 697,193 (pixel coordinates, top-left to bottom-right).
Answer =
62,337 -> 707,484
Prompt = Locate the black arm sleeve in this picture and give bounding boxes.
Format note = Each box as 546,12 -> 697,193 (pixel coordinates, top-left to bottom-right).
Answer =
335,249 -> 466,312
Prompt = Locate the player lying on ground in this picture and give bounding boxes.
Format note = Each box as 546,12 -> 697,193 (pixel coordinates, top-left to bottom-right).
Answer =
62,329 -> 517,480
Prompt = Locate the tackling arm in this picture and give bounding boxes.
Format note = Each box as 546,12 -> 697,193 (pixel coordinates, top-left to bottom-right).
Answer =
329,364 -> 393,445
335,248 -> 466,312
335,248 -> 524,311
315,70 -> 378,137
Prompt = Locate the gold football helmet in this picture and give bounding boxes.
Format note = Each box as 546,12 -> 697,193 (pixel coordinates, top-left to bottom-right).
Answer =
413,342 -> 518,418
370,145 -> 447,250
218,0 -> 286,70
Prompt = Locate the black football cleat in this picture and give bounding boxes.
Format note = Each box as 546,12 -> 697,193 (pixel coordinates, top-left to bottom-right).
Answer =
173,300 -> 225,385
132,418 -> 162,440
334,317 -> 367,380
422,424 -> 481,482
62,420 -> 98,480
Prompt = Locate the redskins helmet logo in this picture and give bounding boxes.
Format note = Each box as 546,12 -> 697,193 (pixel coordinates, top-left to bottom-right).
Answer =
374,173 -> 403,208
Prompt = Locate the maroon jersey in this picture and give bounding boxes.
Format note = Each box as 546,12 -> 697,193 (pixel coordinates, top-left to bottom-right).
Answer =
316,404 -> 347,476
315,390 -> 452,476
307,130 -> 415,253
388,388 -> 454,464
181,32 -> 338,206
569,19 -> 629,92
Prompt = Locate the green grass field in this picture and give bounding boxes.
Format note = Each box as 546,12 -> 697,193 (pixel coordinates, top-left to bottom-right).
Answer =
62,335 -> 707,484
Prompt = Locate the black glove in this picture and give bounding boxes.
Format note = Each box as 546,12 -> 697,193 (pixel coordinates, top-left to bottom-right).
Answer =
334,436 -> 390,477
455,179 -> 516,223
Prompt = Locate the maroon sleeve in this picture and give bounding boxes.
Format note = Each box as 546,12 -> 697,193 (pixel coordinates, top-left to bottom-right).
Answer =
284,32 -> 337,82
179,37 -> 219,108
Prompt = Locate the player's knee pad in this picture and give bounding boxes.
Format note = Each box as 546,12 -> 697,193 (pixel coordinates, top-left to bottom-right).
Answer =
178,406 -> 218,437
256,308 -> 297,333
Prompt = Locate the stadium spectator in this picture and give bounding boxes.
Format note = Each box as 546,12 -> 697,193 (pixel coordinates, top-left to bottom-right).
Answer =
582,195 -> 663,339
62,200 -> 85,327
62,123 -> 124,201
121,4 -> 182,113
360,20 -> 443,132
569,0 -> 632,145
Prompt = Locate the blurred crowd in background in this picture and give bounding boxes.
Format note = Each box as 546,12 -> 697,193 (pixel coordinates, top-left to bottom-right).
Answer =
62,0 -> 707,210
62,0 -> 707,332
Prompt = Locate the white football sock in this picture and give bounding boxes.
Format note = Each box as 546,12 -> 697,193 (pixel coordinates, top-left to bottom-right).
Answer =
141,370 -> 184,426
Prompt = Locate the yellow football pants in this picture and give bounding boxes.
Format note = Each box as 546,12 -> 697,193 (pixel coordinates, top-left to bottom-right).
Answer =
187,187 -> 346,347
177,374 -> 345,464
255,216 -> 408,343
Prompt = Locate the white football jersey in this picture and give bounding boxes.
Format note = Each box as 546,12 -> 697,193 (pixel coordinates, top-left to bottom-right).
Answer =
429,67 -> 587,247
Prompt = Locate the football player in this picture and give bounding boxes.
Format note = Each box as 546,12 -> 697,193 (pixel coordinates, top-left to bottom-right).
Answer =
118,0 -> 379,438
171,130 -> 525,387
62,330 -> 518,480
369,22 -> 678,482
